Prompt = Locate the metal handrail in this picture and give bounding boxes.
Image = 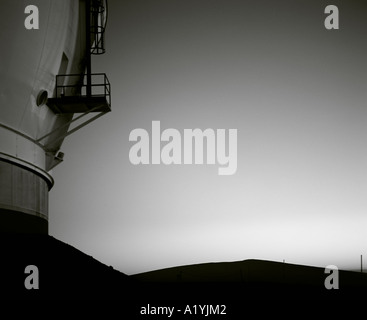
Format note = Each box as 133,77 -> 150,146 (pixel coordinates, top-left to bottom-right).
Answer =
54,73 -> 110,106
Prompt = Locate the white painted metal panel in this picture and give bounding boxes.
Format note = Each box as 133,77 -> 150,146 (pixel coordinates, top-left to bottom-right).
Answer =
0,0 -> 86,174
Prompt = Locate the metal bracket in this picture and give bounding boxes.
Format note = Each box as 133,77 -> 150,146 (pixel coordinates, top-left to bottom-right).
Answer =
36,106 -> 109,151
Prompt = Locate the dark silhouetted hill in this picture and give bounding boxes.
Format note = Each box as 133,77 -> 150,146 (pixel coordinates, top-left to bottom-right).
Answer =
2,233 -> 367,301
0,234 -> 133,300
132,259 -> 367,300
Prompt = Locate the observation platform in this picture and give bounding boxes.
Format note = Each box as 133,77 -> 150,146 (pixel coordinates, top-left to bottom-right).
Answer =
47,73 -> 111,114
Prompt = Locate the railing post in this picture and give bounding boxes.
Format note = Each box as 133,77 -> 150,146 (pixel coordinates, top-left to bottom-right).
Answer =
104,74 -> 106,97
86,0 -> 92,98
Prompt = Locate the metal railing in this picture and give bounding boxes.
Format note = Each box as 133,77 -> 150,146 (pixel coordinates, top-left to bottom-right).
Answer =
54,73 -> 111,107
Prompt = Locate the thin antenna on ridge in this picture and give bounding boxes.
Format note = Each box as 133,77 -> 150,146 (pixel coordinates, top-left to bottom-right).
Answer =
361,255 -> 363,273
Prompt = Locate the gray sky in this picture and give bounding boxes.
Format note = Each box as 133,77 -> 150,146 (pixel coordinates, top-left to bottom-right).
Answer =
50,0 -> 367,275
